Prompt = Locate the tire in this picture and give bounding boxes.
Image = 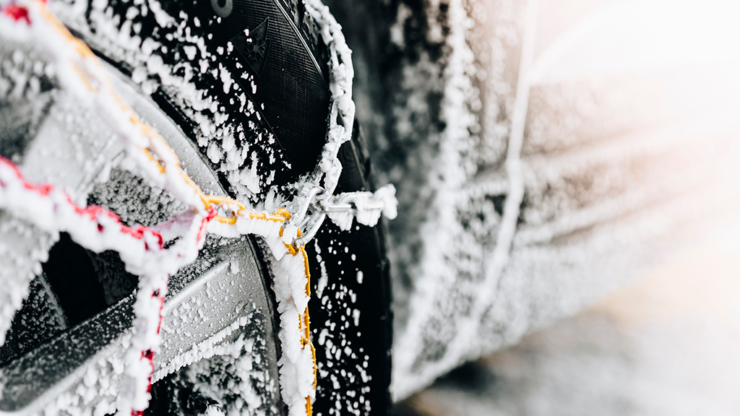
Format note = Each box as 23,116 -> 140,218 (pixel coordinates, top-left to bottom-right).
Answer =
0,0 -> 392,414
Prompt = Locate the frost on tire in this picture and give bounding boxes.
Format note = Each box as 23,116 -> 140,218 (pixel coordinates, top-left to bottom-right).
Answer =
0,0 -> 396,415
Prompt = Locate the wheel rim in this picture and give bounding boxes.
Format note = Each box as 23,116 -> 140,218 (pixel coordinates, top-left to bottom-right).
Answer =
0,59 -> 282,415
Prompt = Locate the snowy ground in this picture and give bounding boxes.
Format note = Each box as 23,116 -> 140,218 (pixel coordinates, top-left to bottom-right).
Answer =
392,219 -> 740,415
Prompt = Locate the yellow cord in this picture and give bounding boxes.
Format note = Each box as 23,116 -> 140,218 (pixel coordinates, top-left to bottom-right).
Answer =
32,2 -> 317,412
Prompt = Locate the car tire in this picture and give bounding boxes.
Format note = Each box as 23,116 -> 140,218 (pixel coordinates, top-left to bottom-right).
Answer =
0,0 -> 392,414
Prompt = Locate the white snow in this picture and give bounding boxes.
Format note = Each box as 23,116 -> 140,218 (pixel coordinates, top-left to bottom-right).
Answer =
325,184 -> 398,230
0,1 -> 398,415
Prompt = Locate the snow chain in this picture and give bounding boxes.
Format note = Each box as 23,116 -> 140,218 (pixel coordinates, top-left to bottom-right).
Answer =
0,1 -> 386,415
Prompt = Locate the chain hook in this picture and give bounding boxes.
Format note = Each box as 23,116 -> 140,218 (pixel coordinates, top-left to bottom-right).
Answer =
291,186 -> 324,226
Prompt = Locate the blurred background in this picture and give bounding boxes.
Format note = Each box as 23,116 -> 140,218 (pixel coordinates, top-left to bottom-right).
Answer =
393,219 -> 740,415
324,0 -> 740,413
